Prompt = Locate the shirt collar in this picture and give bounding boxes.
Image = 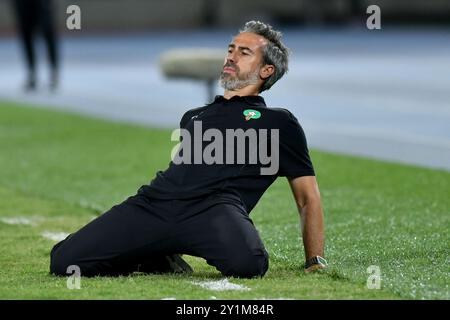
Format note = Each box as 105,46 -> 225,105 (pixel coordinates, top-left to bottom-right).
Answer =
212,95 -> 266,107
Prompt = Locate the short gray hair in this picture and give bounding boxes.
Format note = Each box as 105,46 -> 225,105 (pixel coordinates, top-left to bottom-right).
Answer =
239,20 -> 290,92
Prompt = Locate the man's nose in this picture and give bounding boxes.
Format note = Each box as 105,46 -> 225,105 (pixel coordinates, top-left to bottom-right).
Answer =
225,57 -> 234,65
226,52 -> 237,64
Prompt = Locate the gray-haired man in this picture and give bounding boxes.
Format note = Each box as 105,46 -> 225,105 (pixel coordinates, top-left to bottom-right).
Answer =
50,21 -> 326,278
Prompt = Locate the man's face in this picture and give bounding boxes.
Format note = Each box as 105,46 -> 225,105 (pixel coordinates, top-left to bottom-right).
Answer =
219,32 -> 267,91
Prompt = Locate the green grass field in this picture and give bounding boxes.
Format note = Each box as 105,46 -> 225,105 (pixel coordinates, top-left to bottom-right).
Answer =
0,101 -> 448,300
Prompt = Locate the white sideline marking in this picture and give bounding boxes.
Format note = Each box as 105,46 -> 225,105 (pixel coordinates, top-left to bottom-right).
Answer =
0,217 -> 35,225
41,231 -> 69,242
191,279 -> 251,291
161,297 -> 177,300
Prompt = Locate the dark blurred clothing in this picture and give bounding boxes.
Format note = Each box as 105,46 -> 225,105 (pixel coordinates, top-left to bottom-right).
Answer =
12,0 -> 59,90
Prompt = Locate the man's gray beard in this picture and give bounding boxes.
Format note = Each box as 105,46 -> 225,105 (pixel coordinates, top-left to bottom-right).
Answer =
219,68 -> 260,91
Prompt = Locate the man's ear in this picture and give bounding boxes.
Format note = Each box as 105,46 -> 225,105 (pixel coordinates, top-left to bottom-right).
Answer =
260,64 -> 275,80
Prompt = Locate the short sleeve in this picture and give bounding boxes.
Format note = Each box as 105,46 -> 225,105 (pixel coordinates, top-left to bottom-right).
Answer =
179,111 -> 192,129
179,106 -> 207,129
278,111 -> 315,178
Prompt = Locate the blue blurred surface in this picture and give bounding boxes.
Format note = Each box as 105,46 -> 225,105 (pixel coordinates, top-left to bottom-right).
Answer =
0,28 -> 449,170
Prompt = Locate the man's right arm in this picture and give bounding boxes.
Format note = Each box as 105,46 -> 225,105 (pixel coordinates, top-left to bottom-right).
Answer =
288,175 -> 326,272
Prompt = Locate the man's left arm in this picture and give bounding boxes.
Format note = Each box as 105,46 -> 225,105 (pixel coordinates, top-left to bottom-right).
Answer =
288,175 -> 326,272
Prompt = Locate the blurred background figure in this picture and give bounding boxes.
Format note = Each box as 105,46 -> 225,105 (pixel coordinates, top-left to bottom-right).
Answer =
11,0 -> 59,91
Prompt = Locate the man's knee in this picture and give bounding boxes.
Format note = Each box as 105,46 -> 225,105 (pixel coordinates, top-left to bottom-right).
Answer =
50,247 -> 96,277
49,242 -> 71,276
49,238 -> 91,277
219,250 -> 269,278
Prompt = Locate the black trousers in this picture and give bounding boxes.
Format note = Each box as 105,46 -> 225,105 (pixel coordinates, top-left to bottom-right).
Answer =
50,192 -> 269,278
12,0 -> 59,75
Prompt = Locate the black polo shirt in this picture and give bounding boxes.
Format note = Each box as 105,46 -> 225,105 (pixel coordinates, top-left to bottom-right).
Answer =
139,95 -> 315,213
